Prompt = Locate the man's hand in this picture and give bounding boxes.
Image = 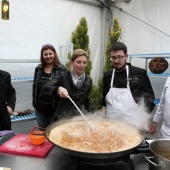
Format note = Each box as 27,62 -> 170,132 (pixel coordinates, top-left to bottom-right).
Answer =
149,121 -> 157,135
7,106 -> 13,116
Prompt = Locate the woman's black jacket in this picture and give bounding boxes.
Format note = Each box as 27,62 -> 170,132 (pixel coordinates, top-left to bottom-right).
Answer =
0,70 -> 16,130
32,64 -> 67,115
41,70 -> 92,121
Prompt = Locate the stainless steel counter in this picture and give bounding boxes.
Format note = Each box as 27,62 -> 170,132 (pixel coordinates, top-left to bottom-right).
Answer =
0,147 -> 72,170
0,147 -> 149,170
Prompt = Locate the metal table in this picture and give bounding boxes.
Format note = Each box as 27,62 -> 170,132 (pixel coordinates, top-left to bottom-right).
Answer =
0,147 -> 149,170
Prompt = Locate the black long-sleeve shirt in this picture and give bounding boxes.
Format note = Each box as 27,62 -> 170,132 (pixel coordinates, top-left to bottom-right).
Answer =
0,70 -> 16,130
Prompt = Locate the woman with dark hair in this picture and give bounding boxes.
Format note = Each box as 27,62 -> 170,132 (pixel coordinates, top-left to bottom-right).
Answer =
41,49 -> 92,121
32,44 -> 67,128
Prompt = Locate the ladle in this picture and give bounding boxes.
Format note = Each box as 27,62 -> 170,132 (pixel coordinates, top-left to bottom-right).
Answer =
68,95 -> 92,129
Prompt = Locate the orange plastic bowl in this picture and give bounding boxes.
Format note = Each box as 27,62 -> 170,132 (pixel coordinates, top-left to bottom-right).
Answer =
29,131 -> 45,145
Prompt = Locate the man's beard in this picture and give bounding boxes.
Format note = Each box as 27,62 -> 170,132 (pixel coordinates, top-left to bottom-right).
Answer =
114,62 -> 126,72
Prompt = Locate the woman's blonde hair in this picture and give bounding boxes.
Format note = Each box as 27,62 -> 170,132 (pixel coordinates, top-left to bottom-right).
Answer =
70,49 -> 88,64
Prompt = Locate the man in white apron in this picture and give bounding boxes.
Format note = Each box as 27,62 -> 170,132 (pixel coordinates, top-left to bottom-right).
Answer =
101,42 -> 155,130
150,77 -> 170,139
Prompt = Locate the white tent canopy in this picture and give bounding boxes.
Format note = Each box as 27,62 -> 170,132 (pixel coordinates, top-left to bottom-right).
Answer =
1,0 -> 169,80
0,0 -> 111,84
0,0 -> 111,110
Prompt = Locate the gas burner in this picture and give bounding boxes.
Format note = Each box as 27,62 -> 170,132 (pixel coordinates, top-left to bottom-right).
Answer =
133,140 -> 150,154
73,162 -> 131,170
70,155 -> 134,170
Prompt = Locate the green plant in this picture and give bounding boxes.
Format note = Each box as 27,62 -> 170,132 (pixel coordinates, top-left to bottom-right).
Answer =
98,18 -> 121,88
104,18 -> 122,72
89,85 -> 102,112
66,17 -> 92,77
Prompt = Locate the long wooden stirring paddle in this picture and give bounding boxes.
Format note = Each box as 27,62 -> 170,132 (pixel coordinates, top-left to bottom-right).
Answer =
67,95 -> 91,130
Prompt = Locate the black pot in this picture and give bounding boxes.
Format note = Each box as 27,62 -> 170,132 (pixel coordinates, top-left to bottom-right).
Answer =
45,116 -> 144,160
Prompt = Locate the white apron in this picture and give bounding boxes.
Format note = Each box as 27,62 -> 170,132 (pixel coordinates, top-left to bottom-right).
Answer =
160,85 -> 170,139
105,65 -> 141,127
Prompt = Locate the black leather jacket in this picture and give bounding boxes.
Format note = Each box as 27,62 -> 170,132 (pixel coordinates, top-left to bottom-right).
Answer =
41,70 -> 92,121
32,64 -> 67,114
101,63 -> 155,113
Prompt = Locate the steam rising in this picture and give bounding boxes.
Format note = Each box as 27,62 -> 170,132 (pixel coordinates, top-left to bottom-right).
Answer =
56,99 -> 153,132
125,104 -> 153,131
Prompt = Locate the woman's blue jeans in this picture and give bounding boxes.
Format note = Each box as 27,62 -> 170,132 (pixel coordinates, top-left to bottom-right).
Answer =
35,110 -> 53,128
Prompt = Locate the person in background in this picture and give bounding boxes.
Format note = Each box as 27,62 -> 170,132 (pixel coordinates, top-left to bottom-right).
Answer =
0,70 -> 16,130
149,77 -> 170,139
101,42 -> 155,128
32,44 -> 67,128
41,49 -> 92,121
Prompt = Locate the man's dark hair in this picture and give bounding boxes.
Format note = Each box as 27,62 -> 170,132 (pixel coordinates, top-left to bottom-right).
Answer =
110,42 -> 127,54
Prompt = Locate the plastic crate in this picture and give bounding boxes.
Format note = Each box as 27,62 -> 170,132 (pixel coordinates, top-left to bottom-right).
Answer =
11,77 -> 33,81
11,112 -> 36,122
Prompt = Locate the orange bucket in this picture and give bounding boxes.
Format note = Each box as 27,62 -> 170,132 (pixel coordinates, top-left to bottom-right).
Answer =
29,126 -> 45,145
